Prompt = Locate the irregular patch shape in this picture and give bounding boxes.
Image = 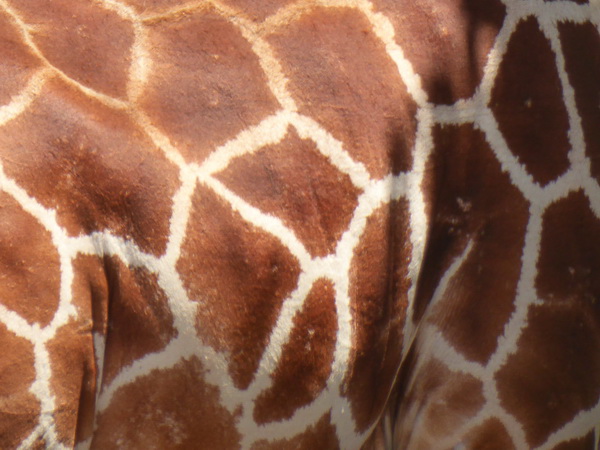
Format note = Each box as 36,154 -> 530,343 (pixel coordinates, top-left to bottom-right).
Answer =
372,0 -> 505,104
553,432 -> 595,449
536,191 -> 600,308
221,0 -> 295,21
251,412 -> 339,449
394,359 -> 485,448
0,192 -> 60,326
415,124 -> 528,364
496,304 -> 600,447
253,279 -> 337,424
178,185 -> 300,389
462,418 -> 515,449
343,199 -> 411,431
216,127 -> 361,257
0,79 -> 178,256
92,357 -> 241,449
101,257 -> 176,386
122,0 -> 188,14
0,323 -> 40,448
268,7 -> 417,177
142,7 -> 278,164
0,9 -> 42,106
491,17 -> 570,186
11,0 -> 133,98
559,22 -> 600,184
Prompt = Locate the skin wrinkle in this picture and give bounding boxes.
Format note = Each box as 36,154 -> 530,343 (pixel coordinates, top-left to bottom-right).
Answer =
0,0 -> 598,449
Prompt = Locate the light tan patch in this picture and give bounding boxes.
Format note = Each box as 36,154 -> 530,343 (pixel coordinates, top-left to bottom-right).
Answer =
178,184 -> 301,389
552,431 -> 595,449
220,0 -> 295,22
253,279 -> 337,424
92,357 -> 241,449
268,6 -> 417,178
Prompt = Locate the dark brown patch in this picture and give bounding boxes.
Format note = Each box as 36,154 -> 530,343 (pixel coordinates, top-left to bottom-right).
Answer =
462,418 -> 516,449
216,127 -> 361,257
220,0 -> 295,21
0,192 -> 60,326
253,279 -> 337,424
178,184 -> 301,389
12,0 -> 133,98
415,124 -> 528,364
268,7 -> 417,178
252,412 -> 339,449
491,17 -> 570,186
92,357 -> 241,449
559,22 -> 600,185
0,79 -> 179,256
0,9 -> 43,106
394,359 -> 485,446
343,199 -> 411,431
101,257 -> 176,386
552,431 -> 595,449
0,322 -> 40,448
142,6 -> 279,164
496,303 -> 600,447
536,191 -> 600,309
372,0 -> 505,104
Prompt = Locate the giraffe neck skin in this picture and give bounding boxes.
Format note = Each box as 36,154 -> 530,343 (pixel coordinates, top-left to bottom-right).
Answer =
0,0 -> 599,448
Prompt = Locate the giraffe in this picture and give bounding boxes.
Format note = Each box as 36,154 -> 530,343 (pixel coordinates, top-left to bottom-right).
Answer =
0,0 -> 599,448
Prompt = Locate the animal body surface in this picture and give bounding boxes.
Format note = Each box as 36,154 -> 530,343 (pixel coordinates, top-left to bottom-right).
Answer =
0,0 -> 599,448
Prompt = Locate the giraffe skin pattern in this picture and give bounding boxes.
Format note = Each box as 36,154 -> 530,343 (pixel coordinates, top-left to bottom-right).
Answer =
0,0 -> 599,448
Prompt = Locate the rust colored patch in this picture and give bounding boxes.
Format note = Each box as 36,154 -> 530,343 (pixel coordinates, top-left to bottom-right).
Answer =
101,257 -> 176,386
415,124 -> 528,364
92,357 -> 241,449
491,17 -> 570,186
372,0 -> 505,104
252,412 -> 339,449
496,303 -> 600,447
11,0 -> 133,98
216,127 -> 361,257
122,0 -> 188,14
559,22 -> 600,185
0,322 -> 40,448
395,359 -> 485,447
178,184 -> 301,389
268,7 -> 417,178
0,192 -> 60,326
536,191 -> 600,309
0,9 -> 42,106
552,432 -> 595,449
343,199 -> 411,431
462,418 -> 516,449
221,0 -> 295,21
253,279 -> 337,424
142,7 -> 279,164
0,78 -> 178,256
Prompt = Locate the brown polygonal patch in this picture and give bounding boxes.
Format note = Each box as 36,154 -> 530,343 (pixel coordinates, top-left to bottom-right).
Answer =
178,184 -> 301,389
496,303 -> 600,447
251,412 -> 339,449
220,0 -> 296,22
141,6 -> 279,164
559,22 -> 600,184
372,0 -> 506,104
461,418 -> 516,449
268,7 -> 417,178
122,0 -> 189,15
92,357 -> 241,449
0,78 -> 179,256
415,124 -> 528,364
0,192 -> 60,326
536,191 -> 600,308
0,9 -> 43,106
343,199 -> 411,432
552,432 -> 595,449
0,322 -> 40,448
395,359 -> 485,447
216,127 -> 361,257
10,0 -> 134,98
491,17 -> 570,186
101,257 -> 176,386
253,279 -> 337,424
